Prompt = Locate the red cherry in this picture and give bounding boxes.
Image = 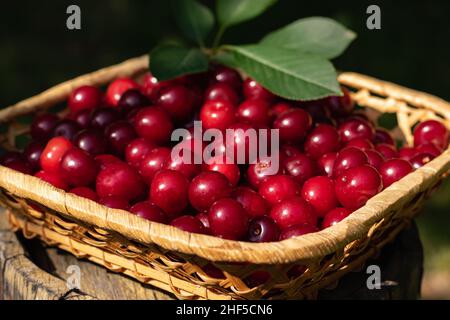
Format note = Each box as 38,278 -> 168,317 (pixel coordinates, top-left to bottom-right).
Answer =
414,143 -> 441,157
259,175 -> 299,206
52,119 -> 80,141
332,147 -> 368,178
234,186 -> 269,218
335,164 -> 383,210
375,143 -> 398,159
270,102 -> 292,119
60,148 -> 99,187
96,162 -> 146,201
280,144 -> 302,161
170,215 -> 207,235
69,186 -> 98,201
301,100 -> 334,125
210,65 -> 242,90
379,158 -> 413,188
410,152 -> 435,169
204,83 -> 239,106
398,147 -> 417,161
94,154 -> 122,169
130,201 -> 167,223
304,124 -> 340,159
208,198 -> 249,240
243,78 -> 274,101
318,152 -> 337,177
106,78 -> 140,107
203,155 -> 240,186
247,216 -> 280,242
200,100 -> 236,131
413,120 -> 449,150
283,154 -> 317,186
188,171 -> 232,212
150,170 -> 189,219
105,121 -> 137,155
31,114 -> 59,140
141,72 -> 167,102
134,107 -> 174,145
273,109 -> 312,144
71,109 -> 92,129
2,158 -> 33,175
365,149 -> 385,170
125,138 -> 155,168
74,129 -> 108,156
236,99 -> 271,128
139,147 -> 171,184
279,223 -> 319,240
24,141 -> 45,171
373,129 -> 395,145
68,85 -> 103,113
35,170 -> 68,190
157,85 -> 196,123
338,118 -> 374,143
326,87 -> 354,117
40,137 -> 73,173
90,107 -> 121,130
224,122 -> 256,163
118,89 -> 149,110
346,138 -> 374,151
301,176 -> 338,217
270,197 -> 317,229
321,207 -> 352,229
163,150 -> 201,180
98,196 -> 130,210
247,157 -> 280,189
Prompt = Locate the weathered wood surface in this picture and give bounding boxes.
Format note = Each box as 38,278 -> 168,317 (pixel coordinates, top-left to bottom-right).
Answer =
0,208 -> 423,300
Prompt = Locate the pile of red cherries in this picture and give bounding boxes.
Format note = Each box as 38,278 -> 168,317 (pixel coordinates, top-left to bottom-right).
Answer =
1,65 -> 448,243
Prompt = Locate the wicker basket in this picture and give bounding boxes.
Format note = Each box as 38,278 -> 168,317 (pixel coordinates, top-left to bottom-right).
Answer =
0,55 -> 449,300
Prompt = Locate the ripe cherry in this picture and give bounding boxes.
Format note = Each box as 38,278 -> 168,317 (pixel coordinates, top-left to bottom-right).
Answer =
141,72 -> 166,102
258,175 -> 299,206
1,157 -> 33,175
273,109 -> 312,144
31,114 -> 59,140
90,107 -> 121,130
203,155 -> 240,186
200,100 -> 236,131
130,201 -> 167,223
94,154 -> 122,169
415,143 -> 441,157
373,129 -> 395,145
69,186 -> 98,201
234,186 -> 269,218
35,170 -> 68,190
205,83 -> 239,106
71,109 -> 92,129
106,78 -> 140,107
210,65 -> 242,90
52,119 -> 80,141
125,138 -> 155,168
304,124 -> 340,159
301,176 -> 338,217
150,170 -> 189,219
40,136 -> 73,173
379,158 -> 413,188
365,149 -> 385,170
270,197 -> 317,229
224,122 -> 256,163
410,153 -> 435,169
236,99 -> 271,128
279,223 -> 319,240
163,150 -> 201,180
321,207 -> 352,229
74,129 -> 107,156
338,118 -> 374,143
332,147 -> 368,178
98,196 -> 130,210
318,152 -> 337,177
96,162 -> 146,201
413,120 -> 449,150
118,89 -> 148,110
157,85 -> 196,123
247,216 -> 280,242
399,147 -> 417,161
247,157 -> 280,189
139,147 -> 171,184
170,215 -> 207,235
283,154 -> 317,186
188,171 -> 232,212
68,85 -> 103,113
243,78 -> 274,101
335,164 -> 383,210
346,138 -> 374,151
270,102 -> 292,119
24,141 -> 46,171
134,107 -> 174,145
326,87 -> 354,117
105,121 -> 137,155
208,198 -> 249,240
60,148 -> 99,187
375,143 -> 398,159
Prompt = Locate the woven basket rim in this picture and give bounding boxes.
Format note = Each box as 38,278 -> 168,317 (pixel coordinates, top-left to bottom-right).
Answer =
1,55 -> 450,264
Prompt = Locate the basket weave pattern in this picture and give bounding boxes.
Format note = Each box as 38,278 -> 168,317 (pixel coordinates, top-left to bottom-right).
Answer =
0,56 -> 449,299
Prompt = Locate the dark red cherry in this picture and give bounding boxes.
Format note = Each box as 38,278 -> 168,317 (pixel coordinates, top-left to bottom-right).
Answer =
338,118 -> 374,143
71,109 -> 92,129
130,201 -> 167,223
118,89 -> 148,110
68,85 -> 103,113
243,78 -> 274,101
53,119 -> 80,141
141,72 -> 167,102
410,152 -> 435,169
304,124 -> 340,159
375,143 -> 398,159
379,158 -> 413,188
326,87 -> 354,117
74,129 -> 107,156
346,138 -> 374,151
90,107 -> 121,130
413,120 -> 449,150
210,65 -> 242,90
0,151 -> 23,166
170,215 -> 207,235
332,147 -> 368,178
321,207 -> 352,229
69,186 -> 98,201
301,176 -> 338,217
273,109 -> 312,144
247,216 -> 280,242
125,138 -> 155,168
200,100 -> 236,131
318,152 -> 337,177
279,223 -> 319,240
31,114 -> 59,140
270,102 -> 292,119
283,154 -> 317,186
373,128 -> 395,145
188,171 -> 232,212
106,78 -> 140,107
208,198 -> 249,240
205,83 -> 239,106
415,143 -> 441,157
301,100 -> 334,125
270,197 -> 317,229
139,147 -> 171,184
236,99 -> 271,128
94,154 -> 122,170
134,107 -> 174,145
399,147 -> 417,161
98,196 -> 130,210
60,148 -> 99,187
247,157 -> 280,189
35,170 -> 68,190
105,121 -> 137,155
2,157 -> 33,175
234,186 -> 269,218
149,170 -> 189,219
365,149 -> 385,170
258,175 -> 299,206
335,164 -> 383,210
24,141 -> 46,170
157,85 -> 196,123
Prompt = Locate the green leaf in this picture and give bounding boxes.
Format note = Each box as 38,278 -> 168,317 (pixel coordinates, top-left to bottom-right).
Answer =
172,0 -> 214,45
217,0 -> 277,28
150,45 -> 209,81
221,44 -> 341,100
261,17 -> 356,59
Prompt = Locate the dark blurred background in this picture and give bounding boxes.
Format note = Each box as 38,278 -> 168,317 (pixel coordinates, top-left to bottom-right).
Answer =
1,0 -> 449,298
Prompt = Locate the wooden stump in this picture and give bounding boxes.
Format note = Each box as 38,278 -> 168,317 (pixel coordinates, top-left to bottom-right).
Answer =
0,209 -> 423,300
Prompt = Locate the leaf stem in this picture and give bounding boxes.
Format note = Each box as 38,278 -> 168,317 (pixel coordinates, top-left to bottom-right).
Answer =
212,25 -> 226,52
